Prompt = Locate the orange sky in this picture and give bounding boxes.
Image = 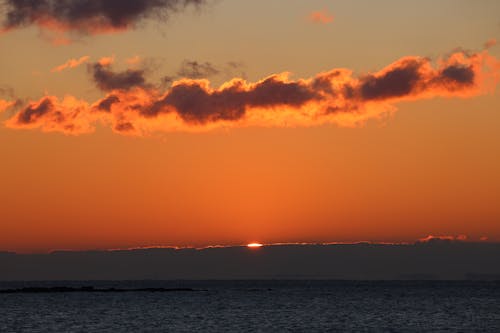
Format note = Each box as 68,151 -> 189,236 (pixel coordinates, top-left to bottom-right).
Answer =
0,0 -> 499,253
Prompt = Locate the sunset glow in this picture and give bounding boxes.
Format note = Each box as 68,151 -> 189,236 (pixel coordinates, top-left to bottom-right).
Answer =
0,0 -> 499,254
2,2 -> 500,331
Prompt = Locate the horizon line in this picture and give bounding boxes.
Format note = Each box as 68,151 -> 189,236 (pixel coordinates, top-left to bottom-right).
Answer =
2,237 -> 496,255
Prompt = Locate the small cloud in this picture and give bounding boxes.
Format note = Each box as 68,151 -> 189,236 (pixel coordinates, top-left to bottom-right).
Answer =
88,60 -> 148,92
418,235 -> 468,243
51,56 -> 90,73
125,56 -> 142,66
0,99 -> 16,113
177,60 -> 220,79
162,60 -> 245,86
0,85 -> 15,98
484,38 -> 497,50
308,10 -> 334,25
98,56 -> 115,67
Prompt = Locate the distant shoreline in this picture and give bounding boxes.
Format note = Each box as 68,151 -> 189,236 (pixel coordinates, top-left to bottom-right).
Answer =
2,280 -> 500,294
0,286 -> 199,294
2,243 -> 500,281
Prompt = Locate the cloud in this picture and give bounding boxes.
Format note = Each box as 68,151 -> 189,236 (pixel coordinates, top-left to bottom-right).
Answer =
88,61 -> 148,92
484,38 -> 497,50
359,58 -> 424,100
0,99 -> 15,112
125,55 -> 142,66
176,60 -> 220,79
0,85 -> 15,98
308,10 -> 334,24
162,60 -> 245,86
4,95 -> 95,134
151,74 -> 317,125
0,85 -> 18,112
51,56 -> 90,73
0,0 -> 206,38
418,235 -> 468,243
4,49 -> 499,136
98,56 -> 115,66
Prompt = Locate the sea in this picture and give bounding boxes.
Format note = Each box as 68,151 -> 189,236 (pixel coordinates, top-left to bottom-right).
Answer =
0,280 -> 499,332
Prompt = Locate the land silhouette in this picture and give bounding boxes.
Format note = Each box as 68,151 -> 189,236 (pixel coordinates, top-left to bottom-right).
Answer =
1,241 -> 499,281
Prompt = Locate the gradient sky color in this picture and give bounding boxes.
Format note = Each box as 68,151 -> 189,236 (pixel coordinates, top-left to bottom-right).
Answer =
0,0 -> 499,253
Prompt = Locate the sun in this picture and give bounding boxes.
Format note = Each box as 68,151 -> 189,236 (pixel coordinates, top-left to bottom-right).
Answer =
247,243 -> 263,248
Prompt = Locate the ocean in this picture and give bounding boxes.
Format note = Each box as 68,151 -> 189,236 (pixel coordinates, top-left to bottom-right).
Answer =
1,281 -> 499,332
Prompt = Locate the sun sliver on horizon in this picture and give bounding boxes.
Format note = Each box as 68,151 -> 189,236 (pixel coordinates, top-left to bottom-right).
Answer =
247,243 -> 263,248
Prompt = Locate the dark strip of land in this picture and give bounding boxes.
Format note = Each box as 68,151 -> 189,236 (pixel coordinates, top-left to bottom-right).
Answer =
2,241 -> 500,280
0,287 -> 198,294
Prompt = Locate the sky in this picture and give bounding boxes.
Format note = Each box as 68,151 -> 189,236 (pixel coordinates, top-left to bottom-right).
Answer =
0,0 -> 499,253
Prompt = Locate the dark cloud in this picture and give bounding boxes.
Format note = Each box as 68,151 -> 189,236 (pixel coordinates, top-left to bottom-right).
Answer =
311,71 -> 342,95
7,95 -> 93,134
89,63 -> 148,92
4,50 -> 494,135
158,83 -> 246,123
1,0 -> 206,34
114,122 -> 135,132
161,75 -> 176,87
360,59 -> 423,101
438,65 -> 474,85
359,59 -> 477,101
162,60 -> 245,86
177,60 -> 220,79
147,76 -> 316,124
89,59 -> 244,93
96,94 -> 120,111
247,77 -> 316,107
15,98 -> 54,124
0,85 -> 15,98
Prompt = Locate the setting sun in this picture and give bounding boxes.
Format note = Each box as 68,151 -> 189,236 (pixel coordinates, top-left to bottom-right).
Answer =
247,243 -> 263,248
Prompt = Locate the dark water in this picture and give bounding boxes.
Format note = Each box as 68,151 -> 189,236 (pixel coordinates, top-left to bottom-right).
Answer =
1,281 -> 499,332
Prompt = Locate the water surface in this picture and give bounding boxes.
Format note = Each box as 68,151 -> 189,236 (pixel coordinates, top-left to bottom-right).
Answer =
1,281 -> 499,332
